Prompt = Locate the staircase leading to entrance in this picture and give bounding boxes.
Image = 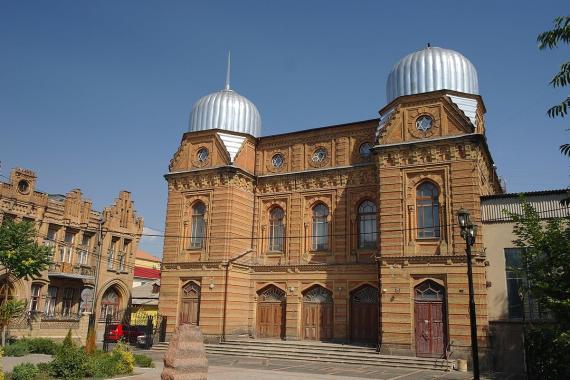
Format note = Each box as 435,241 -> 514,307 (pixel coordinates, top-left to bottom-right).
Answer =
151,339 -> 454,371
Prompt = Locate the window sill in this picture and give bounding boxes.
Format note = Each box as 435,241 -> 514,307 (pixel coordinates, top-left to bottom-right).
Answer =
266,251 -> 284,256
415,238 -> 441,243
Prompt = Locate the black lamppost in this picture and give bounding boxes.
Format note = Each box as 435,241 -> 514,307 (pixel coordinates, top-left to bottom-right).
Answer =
457,207 -> 480,380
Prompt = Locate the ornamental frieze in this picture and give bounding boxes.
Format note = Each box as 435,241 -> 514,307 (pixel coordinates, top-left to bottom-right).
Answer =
378,142 -> 478,168
169,171 -> 254,192
257,166 -> 377,194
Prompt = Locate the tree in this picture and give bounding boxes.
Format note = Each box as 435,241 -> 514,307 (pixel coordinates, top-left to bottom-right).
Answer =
508,200 -> 570,379
538,16 -> 570,203
0,219 -> 53,345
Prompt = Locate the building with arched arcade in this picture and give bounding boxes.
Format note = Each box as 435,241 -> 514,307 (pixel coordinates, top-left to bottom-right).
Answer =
158,46 -> 502,362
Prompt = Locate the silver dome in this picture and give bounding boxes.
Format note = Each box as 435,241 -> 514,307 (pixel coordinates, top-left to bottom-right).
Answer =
189,88 -> 261,137
386,47 -> 479,103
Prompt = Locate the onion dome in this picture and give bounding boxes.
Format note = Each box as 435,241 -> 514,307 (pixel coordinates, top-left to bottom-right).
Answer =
386,46 -> 479,103
189,53 -> 261,137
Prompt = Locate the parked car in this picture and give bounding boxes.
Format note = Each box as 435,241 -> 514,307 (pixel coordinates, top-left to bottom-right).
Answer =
104,324 -> 146,343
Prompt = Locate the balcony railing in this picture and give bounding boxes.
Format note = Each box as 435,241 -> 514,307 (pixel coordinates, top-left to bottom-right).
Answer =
41,311 -> 82,322
48,262 -> 95,279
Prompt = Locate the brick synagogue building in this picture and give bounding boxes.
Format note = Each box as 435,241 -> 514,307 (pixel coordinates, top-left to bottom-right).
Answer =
158,46 -> 502,362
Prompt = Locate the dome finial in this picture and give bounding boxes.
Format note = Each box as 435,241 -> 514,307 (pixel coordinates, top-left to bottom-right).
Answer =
225,50 -> 231,90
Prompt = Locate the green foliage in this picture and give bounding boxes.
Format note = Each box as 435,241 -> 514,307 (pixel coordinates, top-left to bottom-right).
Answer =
0,219 -> 53,281
509,199 -> 570,323
4,341 -> 29,357
50,343 -> 87,380
133,353 -> 154,368
3,338 -> 60,357
25,338 -> 59,355
110,342 -> 135,375
10,363 -> 38,380
0,300 -> 26,331
509,199 -> 570,378
61,330 -> 73,349
526,325 -> 570,380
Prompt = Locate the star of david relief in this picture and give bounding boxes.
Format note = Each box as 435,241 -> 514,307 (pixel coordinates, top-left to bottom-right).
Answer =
407,111 -> 440,139
416,116 -> 433,132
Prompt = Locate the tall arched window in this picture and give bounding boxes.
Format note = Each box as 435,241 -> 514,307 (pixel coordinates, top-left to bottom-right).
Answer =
269,207 -> 285,252
416,182 -> 440,239
312,204 -> 329,251
358,200 -> 377,249
100,287 -> 120,320
190,202 -> 206,249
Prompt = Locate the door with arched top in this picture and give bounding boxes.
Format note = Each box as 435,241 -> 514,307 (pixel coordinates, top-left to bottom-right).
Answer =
350,285 -> 378,344
414,281 -> 447,357
302,286 -> 333,341
257,286 -> 286,339
180,282 -> 200,325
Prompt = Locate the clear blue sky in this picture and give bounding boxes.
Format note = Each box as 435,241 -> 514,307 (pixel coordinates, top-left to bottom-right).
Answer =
1,1 -> 568,255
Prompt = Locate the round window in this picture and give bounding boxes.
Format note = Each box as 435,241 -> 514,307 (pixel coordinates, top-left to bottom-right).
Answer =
17,180 -> 29,194
311,148 -> 327,163
272,153 -> 284,168
359,142 -> 373,157
197,148 -> 209,162
416,115 -> 433,132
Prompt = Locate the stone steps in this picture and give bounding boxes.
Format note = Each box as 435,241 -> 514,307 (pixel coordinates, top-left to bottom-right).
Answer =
151,339 -> 453,371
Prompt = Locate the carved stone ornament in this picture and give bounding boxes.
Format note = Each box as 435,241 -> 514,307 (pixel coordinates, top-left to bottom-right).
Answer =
169,171 -> 254,192
307,143 -> 332,168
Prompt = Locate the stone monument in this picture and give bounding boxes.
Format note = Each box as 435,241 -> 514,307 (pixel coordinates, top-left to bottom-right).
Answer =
161,324 -> 208,380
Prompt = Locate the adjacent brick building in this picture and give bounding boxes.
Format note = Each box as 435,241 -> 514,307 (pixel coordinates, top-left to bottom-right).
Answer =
0,167 -> 143,341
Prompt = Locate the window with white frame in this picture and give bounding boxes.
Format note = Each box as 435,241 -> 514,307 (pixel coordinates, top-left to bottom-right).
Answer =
44,286 -> 57,317
312,204 -> 329,251
358,200 -> 377,249
190,202 -> 206,249
62,287 -> 75,317
29,284 -> 41,312
269,207 -> 285,252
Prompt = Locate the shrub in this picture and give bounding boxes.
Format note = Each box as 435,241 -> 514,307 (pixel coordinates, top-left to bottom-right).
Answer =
61,330 -> 73,349
4,342 -> 29,357
526,325 -> 570,380
0,346 -> 4,380
11,363 -> 38,380
25,338 -> 59,355
49,344 -> 86,380
111,342 -> 135,375
133,353 -> 154,368
84,352 -> 116,378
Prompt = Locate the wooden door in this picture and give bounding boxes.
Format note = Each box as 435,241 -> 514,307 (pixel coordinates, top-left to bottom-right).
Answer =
257,286 -> 286,339
180,299 -> 199,325
350,285 -> 378,344
180,282 -> 200,326
414,281 -> 446,357
257,302 -> 284,338
302,286 -> 333,341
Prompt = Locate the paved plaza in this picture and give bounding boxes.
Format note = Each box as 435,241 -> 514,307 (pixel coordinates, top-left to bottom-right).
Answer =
3,352 -> 490,379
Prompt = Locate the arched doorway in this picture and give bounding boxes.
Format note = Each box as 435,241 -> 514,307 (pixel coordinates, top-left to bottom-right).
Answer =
414,280 -> 447,357
302,285 -> 333,341
180,282 -> 200,325
350,285 -> 378,344
256,285 -> 286,339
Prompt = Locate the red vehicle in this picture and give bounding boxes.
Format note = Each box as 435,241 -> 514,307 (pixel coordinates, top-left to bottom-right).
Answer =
104,324 -> 145,343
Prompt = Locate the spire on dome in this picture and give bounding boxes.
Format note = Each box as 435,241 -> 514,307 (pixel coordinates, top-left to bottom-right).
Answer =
225,51 -> 231,90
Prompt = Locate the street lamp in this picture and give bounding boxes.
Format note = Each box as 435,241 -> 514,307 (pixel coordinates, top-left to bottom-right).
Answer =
457,208 -> 480,380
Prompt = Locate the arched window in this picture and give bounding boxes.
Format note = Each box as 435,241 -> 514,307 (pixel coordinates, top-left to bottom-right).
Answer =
312,204 -> 329,251
416,182 -> 440,239
190,202 -> 206,249
358,200 -> 377,249
269,207 -> 285,252
100,287 -> 120,320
